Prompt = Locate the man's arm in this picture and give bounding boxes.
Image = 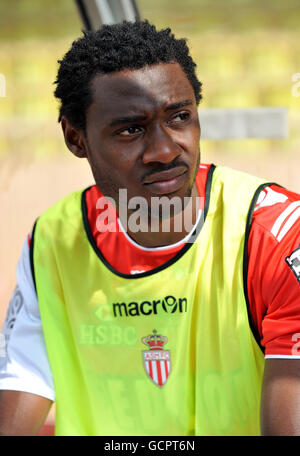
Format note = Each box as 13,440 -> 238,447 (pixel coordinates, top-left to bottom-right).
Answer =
0,236 -> 55,436
261,358 -> 300,435
0,390 -> 52,436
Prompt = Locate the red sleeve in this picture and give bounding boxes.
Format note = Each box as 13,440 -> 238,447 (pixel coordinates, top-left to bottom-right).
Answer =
247,184 -> 300,357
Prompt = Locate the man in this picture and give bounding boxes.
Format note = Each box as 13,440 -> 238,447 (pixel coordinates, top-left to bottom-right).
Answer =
0,20 -> 300,436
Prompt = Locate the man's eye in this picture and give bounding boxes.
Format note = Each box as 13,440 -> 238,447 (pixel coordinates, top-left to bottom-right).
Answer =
119,126 -> 142,136
170,112 -> 190,124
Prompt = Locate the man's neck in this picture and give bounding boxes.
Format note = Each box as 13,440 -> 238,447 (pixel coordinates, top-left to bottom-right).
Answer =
121,183 -> 200,248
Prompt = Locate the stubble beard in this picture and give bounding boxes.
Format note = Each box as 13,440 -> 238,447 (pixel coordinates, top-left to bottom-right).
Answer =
86,137 -> 201,235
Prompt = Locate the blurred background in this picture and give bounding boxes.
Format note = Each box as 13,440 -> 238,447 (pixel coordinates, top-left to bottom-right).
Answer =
0,0 -> 300,433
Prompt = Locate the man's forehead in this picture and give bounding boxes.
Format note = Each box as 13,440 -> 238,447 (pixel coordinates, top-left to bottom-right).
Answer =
88,62 -> 195,117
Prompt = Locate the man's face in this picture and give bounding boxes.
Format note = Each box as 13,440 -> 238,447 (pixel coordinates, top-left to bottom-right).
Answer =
83,62 -> 200,211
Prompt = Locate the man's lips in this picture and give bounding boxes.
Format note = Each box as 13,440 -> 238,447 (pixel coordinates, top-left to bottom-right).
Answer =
142,166 -> 188,195
142,166 -> 188,185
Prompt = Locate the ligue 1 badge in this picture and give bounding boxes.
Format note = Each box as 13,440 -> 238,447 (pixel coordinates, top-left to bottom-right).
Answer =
286,245 -> 300,284
142,329 -> 171,387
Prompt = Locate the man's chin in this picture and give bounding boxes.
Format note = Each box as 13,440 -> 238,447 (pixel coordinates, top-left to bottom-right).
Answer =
146,185 -> 196,220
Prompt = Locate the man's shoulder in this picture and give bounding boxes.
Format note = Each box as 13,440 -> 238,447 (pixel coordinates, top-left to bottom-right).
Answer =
252,184 -> 300,243
41,186 -> 92,218
214,164 -> 267,184
35,186 -> 94,235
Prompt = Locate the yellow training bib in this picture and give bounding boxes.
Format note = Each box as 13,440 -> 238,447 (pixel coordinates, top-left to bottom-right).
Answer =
32,165 -> 268,436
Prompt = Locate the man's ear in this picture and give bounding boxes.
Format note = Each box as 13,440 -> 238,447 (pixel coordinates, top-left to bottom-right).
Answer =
61,116 -> 88,158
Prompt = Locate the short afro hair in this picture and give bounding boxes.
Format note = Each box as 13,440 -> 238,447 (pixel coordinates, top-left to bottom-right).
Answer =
54,20 -> 202,132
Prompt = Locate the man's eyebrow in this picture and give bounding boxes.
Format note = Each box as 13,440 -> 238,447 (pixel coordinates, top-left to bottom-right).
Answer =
165,100 -> 193,111
109,115 -> 147,128
108,100 -> 193,127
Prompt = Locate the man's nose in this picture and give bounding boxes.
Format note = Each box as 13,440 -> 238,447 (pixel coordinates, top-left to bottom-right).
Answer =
142,124 -> 181,164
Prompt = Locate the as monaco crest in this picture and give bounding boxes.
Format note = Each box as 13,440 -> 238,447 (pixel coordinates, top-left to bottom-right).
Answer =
142,329 -> 171,387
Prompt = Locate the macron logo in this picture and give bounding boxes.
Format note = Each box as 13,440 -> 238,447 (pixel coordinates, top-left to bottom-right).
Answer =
112,295 -> 187,317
